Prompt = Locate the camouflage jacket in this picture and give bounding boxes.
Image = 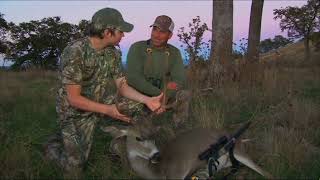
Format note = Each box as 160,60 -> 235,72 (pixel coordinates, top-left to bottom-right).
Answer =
56,38 -> 124,120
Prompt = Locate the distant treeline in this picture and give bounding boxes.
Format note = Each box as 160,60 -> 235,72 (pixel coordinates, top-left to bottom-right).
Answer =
0,15 -> 89,70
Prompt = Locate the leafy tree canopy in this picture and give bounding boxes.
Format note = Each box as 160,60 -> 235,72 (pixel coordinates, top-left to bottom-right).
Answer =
273,0 -> 320,39
8,16 -> 88,69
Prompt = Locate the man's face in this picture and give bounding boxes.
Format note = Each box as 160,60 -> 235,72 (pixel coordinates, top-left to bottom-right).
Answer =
151,26 -> 172,48
104,29 -> 125,46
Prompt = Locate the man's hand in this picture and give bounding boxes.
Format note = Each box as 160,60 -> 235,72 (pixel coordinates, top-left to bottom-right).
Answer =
155,106 -> 166,114
145,92 -> 165,114
104,104 -> 132,123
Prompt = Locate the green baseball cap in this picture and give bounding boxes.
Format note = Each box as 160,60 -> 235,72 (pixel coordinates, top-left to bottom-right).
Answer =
92,7 -> 133,32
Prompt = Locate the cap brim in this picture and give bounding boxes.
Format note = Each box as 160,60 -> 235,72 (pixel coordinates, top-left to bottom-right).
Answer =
150,23 -> 161,29
119,21 -> 134,32
150,23 -> 170,32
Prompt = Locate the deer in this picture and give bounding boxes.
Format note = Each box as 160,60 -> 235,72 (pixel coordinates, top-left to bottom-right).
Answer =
101,118 -> 273,179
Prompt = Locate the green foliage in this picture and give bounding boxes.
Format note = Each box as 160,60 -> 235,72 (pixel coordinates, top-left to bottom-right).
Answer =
259,35 -> 293,53
233,38 -> 248,58
0,13 -> 9,54
78,19 -> 90,37
177,16 -> 210,64
8,17 -> 89,70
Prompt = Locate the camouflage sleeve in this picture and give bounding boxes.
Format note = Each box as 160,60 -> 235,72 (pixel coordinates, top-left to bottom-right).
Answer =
110,48 -> 124,80
60,45 -> 83,85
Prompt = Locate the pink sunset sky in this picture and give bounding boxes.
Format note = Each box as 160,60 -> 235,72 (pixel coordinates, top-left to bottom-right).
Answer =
0,0 -> 307,63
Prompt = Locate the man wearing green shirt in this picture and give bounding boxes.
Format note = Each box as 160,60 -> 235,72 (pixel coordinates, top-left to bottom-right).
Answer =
44,8 -> 162,177
126,15 -> 190,126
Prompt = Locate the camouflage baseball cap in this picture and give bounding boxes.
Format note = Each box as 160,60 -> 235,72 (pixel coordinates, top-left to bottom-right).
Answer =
92,7 -> 133,32
150,15 -> 174,32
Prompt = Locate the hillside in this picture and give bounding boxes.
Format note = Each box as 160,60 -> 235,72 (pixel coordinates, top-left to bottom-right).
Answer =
260,41 -> 318,64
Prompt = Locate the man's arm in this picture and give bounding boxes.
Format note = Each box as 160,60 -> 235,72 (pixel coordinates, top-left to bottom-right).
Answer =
66,84 -> 131,123
115,77 -> 163,112
165,49 -> 186,99
60,44 -> 131,123
169,49 -> 186,88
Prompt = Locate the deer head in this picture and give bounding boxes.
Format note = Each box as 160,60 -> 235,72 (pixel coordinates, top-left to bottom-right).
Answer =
101,115 -> 161,161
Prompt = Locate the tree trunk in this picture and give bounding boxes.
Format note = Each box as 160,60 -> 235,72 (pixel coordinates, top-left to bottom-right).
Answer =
304,37 -> 310,60
247,0 -> 264,63
2,58 -> 6,68
209,0 -> 234,85
210,0 -> 233,66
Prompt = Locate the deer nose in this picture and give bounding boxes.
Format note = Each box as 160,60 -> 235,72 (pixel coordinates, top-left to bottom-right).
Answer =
150,152 -> 161,164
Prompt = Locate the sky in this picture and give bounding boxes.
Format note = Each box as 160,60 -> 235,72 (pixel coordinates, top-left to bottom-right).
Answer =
0,0 -> 307,66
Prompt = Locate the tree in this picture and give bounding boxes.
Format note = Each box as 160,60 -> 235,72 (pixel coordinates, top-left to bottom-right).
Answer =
78,19 -> 90,37
0,13 -> 9,54
274,0 -> 320,59
177,16 -> 209,65
247,0 -> 264,63
259,35 -> 293,53
177,16 -> 211,88
9,17 -> 85,69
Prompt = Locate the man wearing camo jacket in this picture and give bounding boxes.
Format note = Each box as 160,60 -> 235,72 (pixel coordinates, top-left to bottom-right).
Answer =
44,7 -> 163,177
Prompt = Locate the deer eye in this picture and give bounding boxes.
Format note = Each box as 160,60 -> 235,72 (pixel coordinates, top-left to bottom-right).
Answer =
136,137 -> 144,141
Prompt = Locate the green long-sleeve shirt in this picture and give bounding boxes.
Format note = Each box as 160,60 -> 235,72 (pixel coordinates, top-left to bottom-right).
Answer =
126,40 -> 186,98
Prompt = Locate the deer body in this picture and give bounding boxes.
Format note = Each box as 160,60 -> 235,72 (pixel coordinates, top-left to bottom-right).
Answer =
102,125 -> 273,179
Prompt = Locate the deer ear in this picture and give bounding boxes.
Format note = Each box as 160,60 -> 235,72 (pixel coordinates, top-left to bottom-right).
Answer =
100,126 -> 128,139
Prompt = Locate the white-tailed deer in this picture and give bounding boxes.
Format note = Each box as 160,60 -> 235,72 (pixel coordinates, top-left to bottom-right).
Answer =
102,120 -> 273,179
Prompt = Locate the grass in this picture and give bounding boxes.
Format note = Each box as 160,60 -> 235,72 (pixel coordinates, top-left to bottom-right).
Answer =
0,42 -> 320,178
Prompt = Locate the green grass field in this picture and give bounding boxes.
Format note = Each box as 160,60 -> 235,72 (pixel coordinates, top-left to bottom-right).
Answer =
0,43 -> 320,178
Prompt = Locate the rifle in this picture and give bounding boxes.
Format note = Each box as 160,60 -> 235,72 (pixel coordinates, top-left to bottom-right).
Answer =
198,121 -> 251,177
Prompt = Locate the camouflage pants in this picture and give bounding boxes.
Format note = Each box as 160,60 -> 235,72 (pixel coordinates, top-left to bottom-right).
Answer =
44,114 -> 98,175
190,167 -> 210,180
